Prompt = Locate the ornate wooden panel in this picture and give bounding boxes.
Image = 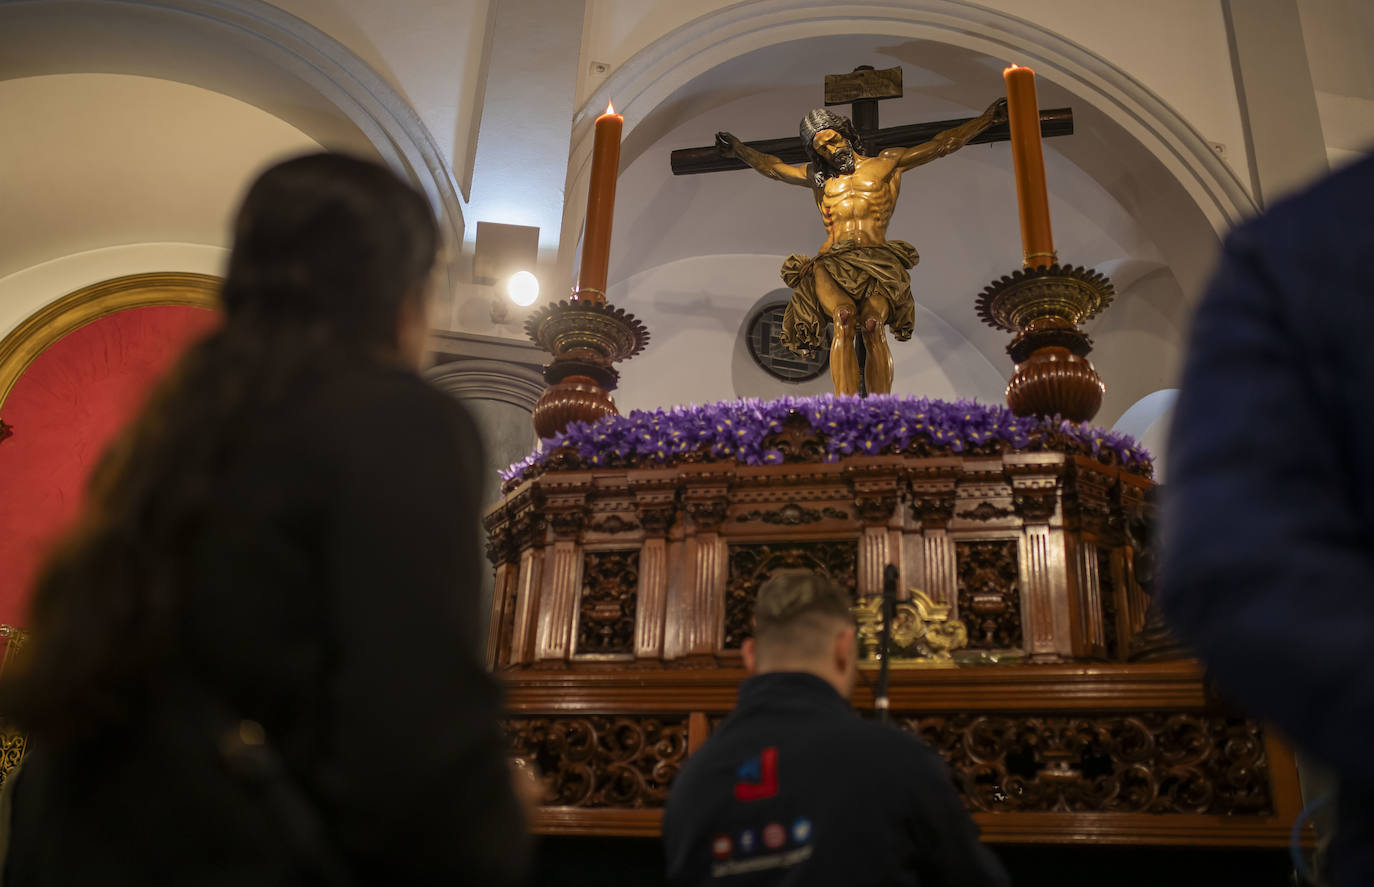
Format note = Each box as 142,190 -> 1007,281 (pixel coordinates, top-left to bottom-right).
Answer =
898,713 -> 1273,816
1098,547 -> 1119,658
506,716 -> 688,808
723,541 -> 858,648
577,550 -> 639,655
955,540 -> 1022,649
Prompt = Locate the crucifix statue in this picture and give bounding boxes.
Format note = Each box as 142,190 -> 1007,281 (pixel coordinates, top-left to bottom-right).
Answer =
671,66 -> 1073,398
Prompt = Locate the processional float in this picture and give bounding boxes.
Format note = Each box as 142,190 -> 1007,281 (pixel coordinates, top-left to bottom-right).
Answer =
488,65 -> 1303,848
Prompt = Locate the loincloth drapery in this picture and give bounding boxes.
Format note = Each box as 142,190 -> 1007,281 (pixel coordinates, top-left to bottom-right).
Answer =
778,239 -> 919,357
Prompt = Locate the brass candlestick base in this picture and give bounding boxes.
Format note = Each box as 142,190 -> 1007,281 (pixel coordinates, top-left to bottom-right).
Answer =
976,264 -> 1115,423
525,293 -> 649,439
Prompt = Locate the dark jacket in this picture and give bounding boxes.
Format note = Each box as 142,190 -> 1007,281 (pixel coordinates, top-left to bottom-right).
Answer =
5,364 -> 528,885
1158,154 -> 1374,886
663,672 -> 1007,887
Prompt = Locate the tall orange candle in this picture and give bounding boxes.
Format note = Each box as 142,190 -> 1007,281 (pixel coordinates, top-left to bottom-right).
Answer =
575,102 -> 624,303
1003,65 -> 1056,269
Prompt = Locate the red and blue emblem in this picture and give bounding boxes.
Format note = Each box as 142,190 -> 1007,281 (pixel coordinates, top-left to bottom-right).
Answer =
734,746 -> 780,802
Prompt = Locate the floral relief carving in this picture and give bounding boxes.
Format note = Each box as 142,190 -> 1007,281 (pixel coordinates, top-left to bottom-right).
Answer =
637,506 -> 677,536
955,540 -> 1023,649
549,510 -> 586,539
957,501 -> 1015,522
896,713 -> 1273,816
685,500 -> 729,531
587,514 -> 639,534
506,716 -> 688,808
735,503 -> 849,526
576,550 -> 639,655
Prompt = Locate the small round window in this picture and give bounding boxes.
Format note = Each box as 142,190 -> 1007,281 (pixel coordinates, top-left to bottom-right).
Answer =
746,301 -> 830,382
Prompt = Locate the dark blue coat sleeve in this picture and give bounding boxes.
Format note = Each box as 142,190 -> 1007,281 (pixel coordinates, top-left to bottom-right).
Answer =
1158,209 -> 1374,788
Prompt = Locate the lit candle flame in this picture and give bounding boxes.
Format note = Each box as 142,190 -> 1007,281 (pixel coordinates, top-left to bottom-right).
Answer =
606,101 -> 616,116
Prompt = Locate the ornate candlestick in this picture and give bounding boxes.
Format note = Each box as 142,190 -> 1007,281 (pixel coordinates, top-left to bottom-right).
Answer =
527,103 -> 650,439
977,264 -> 1113,422
525,299 -> 648,439
981,64 -> 1115,423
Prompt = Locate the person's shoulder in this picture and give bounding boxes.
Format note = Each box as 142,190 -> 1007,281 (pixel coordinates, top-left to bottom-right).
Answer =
843,717 -> 948,773
1234,154 -> 1374,252
297,363 -> 477,466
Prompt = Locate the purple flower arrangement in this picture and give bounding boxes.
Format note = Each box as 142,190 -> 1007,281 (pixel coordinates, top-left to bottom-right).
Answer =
501,395 -> 1151,488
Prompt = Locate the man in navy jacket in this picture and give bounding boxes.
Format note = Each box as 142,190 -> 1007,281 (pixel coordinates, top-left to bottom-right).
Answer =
1159,154 -> 1374,885
663,571 -> 1007,886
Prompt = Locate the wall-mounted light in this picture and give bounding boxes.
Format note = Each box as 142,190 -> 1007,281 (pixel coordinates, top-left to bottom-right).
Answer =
507,270 -> 539,306
474,220 -> 542,326
474,221 -> 540,286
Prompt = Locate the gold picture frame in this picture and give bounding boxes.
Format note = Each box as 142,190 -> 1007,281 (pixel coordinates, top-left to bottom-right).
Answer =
0,272 -> 221,408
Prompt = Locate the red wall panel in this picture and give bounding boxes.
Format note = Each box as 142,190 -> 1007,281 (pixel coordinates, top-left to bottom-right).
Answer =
0,305 -> 218,625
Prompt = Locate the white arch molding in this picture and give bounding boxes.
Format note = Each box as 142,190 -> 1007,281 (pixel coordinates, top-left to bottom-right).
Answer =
425,360 -> 546,414
558,0 -> 1258,270
0,0 -> 464,289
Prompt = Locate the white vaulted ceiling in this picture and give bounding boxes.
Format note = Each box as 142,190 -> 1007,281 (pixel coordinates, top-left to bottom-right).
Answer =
0,74 -> 321,283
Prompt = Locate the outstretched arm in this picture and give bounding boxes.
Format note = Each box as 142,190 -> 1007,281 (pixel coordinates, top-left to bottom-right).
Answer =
717,131 -> 811,187
883,97 -> 1007,172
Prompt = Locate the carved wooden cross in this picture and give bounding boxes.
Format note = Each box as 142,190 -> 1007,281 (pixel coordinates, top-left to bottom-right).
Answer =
670,66 -> 1072,395
670,65 -> 1072,176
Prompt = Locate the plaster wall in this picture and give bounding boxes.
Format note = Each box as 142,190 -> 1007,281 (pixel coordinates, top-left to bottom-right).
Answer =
0,73 -> 317,322
266,0 -> 493,192
1298,0 -> 1374,166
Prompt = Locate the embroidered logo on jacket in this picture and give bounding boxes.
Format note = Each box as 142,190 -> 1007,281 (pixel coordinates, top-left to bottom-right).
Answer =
734,747 -> 780,801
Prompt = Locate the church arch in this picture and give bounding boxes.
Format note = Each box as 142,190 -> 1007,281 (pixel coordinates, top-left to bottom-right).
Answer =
560,0 -> 1257,265
426,360 -> 546,415
0,0 -> 464,258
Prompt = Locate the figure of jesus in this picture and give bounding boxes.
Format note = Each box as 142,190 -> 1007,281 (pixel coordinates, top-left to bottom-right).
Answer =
717,97 -> 1006,396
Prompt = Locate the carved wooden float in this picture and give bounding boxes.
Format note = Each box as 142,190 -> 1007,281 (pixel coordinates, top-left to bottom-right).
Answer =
485,427 -> 1303,847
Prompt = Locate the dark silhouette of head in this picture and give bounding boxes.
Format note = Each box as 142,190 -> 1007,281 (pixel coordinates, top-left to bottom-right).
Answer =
1,153 -> 440,741
222,153 -> 438,350
800,109 -> 868,189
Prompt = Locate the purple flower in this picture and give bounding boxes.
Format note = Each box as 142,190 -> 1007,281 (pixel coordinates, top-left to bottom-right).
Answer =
499,394 -> 1152,489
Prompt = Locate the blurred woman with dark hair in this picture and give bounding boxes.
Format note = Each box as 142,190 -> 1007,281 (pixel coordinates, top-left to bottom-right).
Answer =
0,153 -> 529,885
